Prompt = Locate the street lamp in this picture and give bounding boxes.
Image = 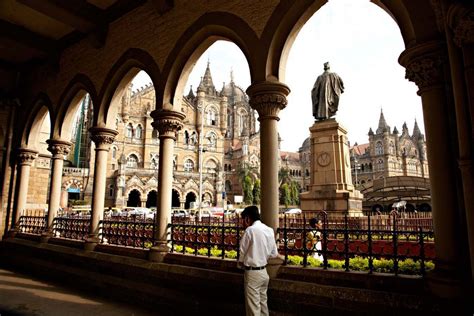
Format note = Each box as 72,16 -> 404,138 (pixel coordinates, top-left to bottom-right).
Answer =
351,153 -> 360,189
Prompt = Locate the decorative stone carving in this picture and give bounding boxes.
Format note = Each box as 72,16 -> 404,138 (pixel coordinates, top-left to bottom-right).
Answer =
451,9 -> 474,47
46,139 -> 72,158
317,152 -> 331,167
17,148 -> 38,166
150,109 -> 185,139
246,81 -> 290,120
89,127 -> 118,149
399,42 -> 446,92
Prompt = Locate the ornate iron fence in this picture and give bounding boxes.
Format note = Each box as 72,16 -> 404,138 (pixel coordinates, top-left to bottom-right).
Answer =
277,211 -> 435,276
99,216 -> 155,249
18,215 -> 46,234
168,215 -> 242,259
52,216 -> 90,241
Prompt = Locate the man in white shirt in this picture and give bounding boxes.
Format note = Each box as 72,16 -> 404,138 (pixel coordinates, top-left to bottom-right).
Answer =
238,205 -> 279,316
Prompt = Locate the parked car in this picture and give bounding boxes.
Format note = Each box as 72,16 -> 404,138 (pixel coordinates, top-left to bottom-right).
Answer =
172,209 -> 189,217
121,207 -> 155,220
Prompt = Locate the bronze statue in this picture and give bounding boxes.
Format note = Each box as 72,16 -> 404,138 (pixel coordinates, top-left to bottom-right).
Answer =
311,62 -> 344,121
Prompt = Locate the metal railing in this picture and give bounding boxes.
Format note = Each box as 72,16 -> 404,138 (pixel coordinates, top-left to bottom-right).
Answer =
277,211 -> 435,276
99,215 -> 155,249
168,215 -> 242,259
52,216 -> 90,241
18,215 -> 46,234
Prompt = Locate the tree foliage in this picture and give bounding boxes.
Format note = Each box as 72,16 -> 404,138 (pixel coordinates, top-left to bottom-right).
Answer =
253,179 -> 261,205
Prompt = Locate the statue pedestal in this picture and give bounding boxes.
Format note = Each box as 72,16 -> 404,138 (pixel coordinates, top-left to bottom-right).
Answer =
300,119 -> 363,216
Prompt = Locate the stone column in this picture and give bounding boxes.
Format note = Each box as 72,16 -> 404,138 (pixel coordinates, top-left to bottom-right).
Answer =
448,4 -> 474,282
400,41 -> 466,298
246,81 -> 290,232
85,127 -> 118,251
42,139 -> 71,240
11,148 -> 38,231
149,108 -> 185,262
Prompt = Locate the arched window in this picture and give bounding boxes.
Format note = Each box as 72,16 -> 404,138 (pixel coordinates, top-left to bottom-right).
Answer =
184,130 -> 189,144
389,141 -> 395,154
206,159 -> 218,174
112,147 -> 117,159
108,185 -> 114,198
207,107 -> 217,126
152,129 -> 158,139
184,159 -> 194,172
225,180 -> 232,192
135,125 -> 142,138
305,169 -> 310,177
126,123 -> 133,138
375,141 -> 383,155
127,154 -> 138,168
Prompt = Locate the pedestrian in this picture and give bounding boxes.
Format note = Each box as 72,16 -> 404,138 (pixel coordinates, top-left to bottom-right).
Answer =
238,205 -> 279,316
308,218 -> 324,262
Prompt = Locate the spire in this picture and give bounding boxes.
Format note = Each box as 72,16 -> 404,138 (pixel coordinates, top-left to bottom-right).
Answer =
393,126 -> 399,134
230,67 -> 234,84
197,61 -> 217,95
187,85 -> 195,99
368,127 -> 374,136
376,109 -> 390,134
401,121 -> 409,138
412,119 -> 423,139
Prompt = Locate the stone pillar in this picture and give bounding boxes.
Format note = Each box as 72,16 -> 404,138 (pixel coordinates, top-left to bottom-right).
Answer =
11,148 -> 38,231
448,3 -> 474,282
85,127 -> 118,251
246,81 -> 290,232
149,108 -> 184,261
42,139 -> 71,240
400,41 -> 467,298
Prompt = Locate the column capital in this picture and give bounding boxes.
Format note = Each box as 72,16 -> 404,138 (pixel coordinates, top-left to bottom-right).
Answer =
151,109 -> 185,139
17,148 -> 38,166
89,127 -> 118,149
447,5 -> 474,47
246,81 -> 290,121
46,139 -> 72,158
399,41 -> 447,93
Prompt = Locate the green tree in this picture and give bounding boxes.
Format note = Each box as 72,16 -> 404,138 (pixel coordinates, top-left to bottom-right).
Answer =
253,179 -> 261,205
289,181 -> 300,205
280,183 -> 291,207
243,175 -> 254,205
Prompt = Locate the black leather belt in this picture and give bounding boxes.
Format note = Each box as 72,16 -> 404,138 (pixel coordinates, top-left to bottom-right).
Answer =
244,266 -> 266,270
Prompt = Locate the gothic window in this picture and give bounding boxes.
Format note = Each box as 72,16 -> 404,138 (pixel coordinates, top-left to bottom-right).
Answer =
375,141 -> 384,155
389,141 -> 395,154
361,164 -> 364,172
127,154 -> 138,168
305,169 -> 310,177
377,158 -> 384,171
135,125 -> 142,138
206,132 -> 217,150
369,163 -> 373,171
152,129 -> 158,139
225,180 -> 232,192
184,159 -> 194,172
112,147 -> 117,159
206,159 -> 218,174
229,164 -> 232,171
150,157 -> 158,169
126,123 -> 133,138
207,107 -> 217,126
108,185 -> 114,198
184,130 -> 189,144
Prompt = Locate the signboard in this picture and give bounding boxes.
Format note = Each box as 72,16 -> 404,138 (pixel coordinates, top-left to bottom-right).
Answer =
68,187 -> 80,193
234,195 -> 243,203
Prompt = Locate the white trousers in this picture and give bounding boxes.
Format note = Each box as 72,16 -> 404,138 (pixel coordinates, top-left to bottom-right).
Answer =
244,269 -> 270,316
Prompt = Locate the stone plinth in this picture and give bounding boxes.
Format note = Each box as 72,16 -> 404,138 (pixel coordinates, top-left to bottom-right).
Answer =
300,119 -> 363,216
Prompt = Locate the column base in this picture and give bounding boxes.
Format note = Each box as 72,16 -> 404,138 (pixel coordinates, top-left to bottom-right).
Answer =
266,256 -> 284,278
84,235 -> 100,251
148,242 -> 169,262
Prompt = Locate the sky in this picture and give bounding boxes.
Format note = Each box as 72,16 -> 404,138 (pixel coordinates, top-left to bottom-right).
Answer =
132,0 -> 425,152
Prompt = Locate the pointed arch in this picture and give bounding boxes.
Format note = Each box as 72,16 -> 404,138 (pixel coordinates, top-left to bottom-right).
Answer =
159,12 -> 259,109
96,48 -> 161,127
21,93 -> 54,148
55,74 -> 98,139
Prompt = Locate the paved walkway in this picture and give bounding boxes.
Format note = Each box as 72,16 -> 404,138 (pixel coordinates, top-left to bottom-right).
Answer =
0,268 -> 156,316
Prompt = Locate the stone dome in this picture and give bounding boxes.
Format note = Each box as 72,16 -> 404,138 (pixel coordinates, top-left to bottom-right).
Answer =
222,82 -> 247,103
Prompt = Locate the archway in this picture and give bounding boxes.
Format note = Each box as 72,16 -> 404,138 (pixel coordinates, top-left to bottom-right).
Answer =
127,189 -> 141,207
172,189 -> 180,208
185,192 -> 196,209
146,190 -> 157,208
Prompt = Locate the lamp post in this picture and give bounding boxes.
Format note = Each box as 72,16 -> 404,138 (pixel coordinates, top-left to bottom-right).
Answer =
352,153 -> 359,189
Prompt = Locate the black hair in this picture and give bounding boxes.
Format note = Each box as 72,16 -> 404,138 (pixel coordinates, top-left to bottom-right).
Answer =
309,218 -> 318,228
241,205 -> 260,222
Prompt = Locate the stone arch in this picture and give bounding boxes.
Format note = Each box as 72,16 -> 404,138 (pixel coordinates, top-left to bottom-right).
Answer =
126,185 -> 144,197
125,150 -> 142,163
96,48 -> 161,128
21,93 -> 54,148
159,12 -> 259,108
54,74 -> 98,140
62,179 -> 84,191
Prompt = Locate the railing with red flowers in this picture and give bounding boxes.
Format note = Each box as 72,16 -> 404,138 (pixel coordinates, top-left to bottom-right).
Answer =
168,214 -> 242,259
52,215 -> 90,241
277,211 -> 435,276
99,215 -> 155,249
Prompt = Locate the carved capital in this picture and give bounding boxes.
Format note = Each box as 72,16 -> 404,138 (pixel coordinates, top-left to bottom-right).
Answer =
246,81 -> 290,120
399,41 -> 446,92
46,139 -> 72,158
17,148 -> 38,166
448,5 -> 474,47
89,127 -> 118,150
151,109 -> 185,139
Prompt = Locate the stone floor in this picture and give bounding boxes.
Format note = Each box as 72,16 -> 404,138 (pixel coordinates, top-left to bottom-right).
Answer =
0,268 -> 157,316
